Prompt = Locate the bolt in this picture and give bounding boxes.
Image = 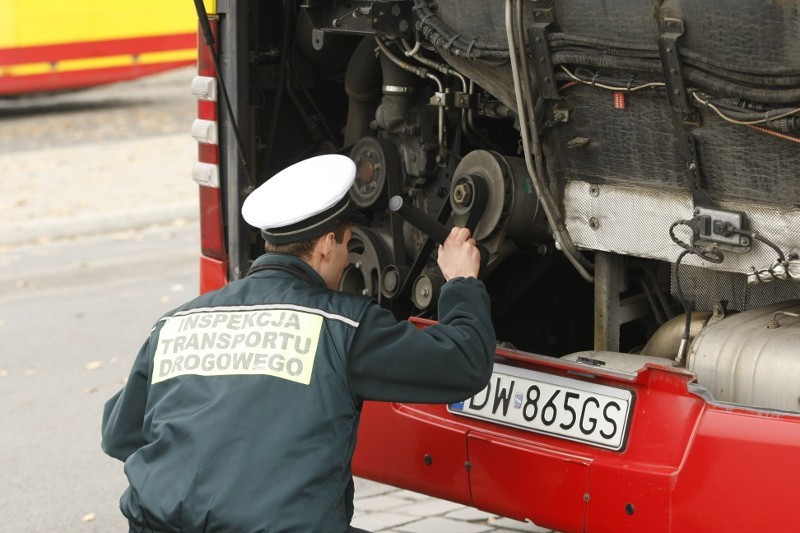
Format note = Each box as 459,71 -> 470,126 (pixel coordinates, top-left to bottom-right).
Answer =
589,217 -> 600,230
589,184 -> 600,197
583,493 -> 590,502
383,271 -> 398,291
354,261 -> 362,270
625,503 -> 635,515
453,183 -> 473,206
361,289 -> 370,296
423,454 -> 433,465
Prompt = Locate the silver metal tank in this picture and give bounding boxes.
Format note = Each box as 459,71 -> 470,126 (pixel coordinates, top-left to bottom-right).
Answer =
687,300 -> 800,412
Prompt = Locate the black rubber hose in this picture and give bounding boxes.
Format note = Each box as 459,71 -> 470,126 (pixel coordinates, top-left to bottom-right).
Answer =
682,55 -> 800,87
548,32 -> 657,52
680,48 -> 800,78
685,67 -> 800,104
416,23 -> 510,59
552,51 -> 662,74
343,37 -> 383,147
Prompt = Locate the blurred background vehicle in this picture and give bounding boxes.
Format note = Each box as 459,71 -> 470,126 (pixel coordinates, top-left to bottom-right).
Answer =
0,0 -> 196,96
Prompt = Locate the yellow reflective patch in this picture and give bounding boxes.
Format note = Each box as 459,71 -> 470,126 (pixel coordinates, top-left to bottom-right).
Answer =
152,309 -> 323,385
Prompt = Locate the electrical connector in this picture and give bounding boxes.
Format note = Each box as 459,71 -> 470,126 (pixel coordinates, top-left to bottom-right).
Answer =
693,207 -> 749,248
712,220 -> 736,238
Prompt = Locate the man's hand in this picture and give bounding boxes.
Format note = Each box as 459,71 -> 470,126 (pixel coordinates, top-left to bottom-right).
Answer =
438,227 -> 481,280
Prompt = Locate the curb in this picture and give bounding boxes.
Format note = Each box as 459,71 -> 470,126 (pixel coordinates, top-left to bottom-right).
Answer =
3,202 -> 198,246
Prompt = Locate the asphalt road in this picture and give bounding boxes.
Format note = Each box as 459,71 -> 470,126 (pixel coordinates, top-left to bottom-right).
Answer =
0,224 -> 200,531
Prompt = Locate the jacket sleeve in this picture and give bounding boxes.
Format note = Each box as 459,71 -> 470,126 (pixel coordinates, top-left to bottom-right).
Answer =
101,336 -> 152,461
348,276 -> 495,404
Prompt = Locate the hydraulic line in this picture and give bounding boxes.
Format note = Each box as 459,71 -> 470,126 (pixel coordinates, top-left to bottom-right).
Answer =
401,37 -> 482,150
505,0 -> 594,282
690,92 -> 800,129
673,250 -> 693,365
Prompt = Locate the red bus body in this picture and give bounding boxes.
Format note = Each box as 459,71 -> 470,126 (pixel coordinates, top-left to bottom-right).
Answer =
192,2 -> 800,530
354,320 -> 800,532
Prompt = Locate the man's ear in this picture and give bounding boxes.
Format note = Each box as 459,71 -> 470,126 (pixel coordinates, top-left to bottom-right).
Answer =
317,232 -> 336,260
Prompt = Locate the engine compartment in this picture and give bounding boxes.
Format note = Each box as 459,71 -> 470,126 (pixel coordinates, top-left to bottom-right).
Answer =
236,0 -> 800,413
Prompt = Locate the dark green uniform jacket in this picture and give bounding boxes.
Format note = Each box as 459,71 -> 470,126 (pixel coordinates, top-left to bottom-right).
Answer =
102,253 -> 495,532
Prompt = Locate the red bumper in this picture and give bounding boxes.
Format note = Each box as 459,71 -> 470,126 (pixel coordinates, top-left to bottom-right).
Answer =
353,336 -> 800,532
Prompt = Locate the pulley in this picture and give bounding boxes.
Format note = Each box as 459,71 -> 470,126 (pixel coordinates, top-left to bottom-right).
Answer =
341,226 -> 392,300
348,136 -> 401,208
411,273 -> 443,310
449,150 -> 546,244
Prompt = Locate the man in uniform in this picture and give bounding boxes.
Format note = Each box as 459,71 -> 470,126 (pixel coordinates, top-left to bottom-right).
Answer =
102,154 -> 496,532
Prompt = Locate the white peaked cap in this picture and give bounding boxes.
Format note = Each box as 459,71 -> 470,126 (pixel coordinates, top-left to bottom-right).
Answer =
242,154 -> 362,243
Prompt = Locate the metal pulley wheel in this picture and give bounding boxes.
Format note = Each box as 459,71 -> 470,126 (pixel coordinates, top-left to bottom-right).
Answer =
449,150 -> 508,241
348,136 -> 401,208
380,264 -> 409,299
411,273 -> 443,310
341,226 -> 392,300
450,150 -> 545,243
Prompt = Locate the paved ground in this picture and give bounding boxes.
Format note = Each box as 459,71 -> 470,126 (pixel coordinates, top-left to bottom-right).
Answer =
0,69 -> 197,246
350,478 -> 549,533
1,68 -> 560,532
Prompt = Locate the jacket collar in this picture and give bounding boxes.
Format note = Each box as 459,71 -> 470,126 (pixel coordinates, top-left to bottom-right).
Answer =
248,253 -> 327,288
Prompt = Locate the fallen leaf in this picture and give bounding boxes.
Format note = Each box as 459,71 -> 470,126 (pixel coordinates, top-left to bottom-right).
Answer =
82,513 -> 96,522
85,361 -> 103,370
24,369 -> 38,377
85,387 -> 98,394
0,370 -> 8,377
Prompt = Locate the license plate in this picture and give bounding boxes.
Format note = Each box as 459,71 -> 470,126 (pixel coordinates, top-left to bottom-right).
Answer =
448,363 -> 633,450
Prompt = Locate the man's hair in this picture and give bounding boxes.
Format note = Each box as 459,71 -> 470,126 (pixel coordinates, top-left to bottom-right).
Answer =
264,224 -> 349,259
